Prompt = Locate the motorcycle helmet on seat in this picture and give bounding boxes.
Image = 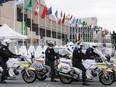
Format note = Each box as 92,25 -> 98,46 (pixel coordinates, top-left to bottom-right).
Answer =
2,39 -> 12,46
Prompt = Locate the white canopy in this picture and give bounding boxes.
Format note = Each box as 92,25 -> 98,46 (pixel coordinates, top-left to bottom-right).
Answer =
0,24 -> 28,39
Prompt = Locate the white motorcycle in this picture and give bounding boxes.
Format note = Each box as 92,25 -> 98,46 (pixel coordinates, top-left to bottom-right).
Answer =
6,56 -> 37,83
57,49 -> 114,85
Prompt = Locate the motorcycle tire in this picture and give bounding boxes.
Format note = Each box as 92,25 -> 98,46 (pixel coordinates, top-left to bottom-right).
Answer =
59,75 -> 73,84
36,74 -> 47,81
99,72 -> 114,85
113,71 -> 116,82
22,70 -> 36,83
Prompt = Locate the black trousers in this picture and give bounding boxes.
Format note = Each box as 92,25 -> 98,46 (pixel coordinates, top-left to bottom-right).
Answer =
0,61 -> 7,81
73,62 -> 87,82
45,60 -> 55,80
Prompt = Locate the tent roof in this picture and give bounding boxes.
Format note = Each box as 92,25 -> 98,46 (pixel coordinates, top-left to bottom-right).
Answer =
0,24 -> 28,39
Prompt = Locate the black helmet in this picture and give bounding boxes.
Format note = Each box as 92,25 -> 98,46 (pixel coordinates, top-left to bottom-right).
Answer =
102,43 -> 106,47
47,41 -> 54,47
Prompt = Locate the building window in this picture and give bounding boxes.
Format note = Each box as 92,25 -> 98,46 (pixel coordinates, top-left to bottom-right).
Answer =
17,7 -> 27,22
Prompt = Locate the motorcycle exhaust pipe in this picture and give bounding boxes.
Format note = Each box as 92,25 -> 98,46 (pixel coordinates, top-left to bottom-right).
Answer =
59,72 -> 72,78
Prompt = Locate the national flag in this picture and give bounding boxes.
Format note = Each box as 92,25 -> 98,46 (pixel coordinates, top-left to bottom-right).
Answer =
95,25 -> 98,29
103,29 -> 108,36
76,18 -> 78,23
58,19 -> 61,24
46,6 -> 52,15
71,17 -> 75,24
62,13 -> 65,24
34,3 -> 39,16
54,10 -> 58,18
65,14 -> 70,21
82,21 -> 86,26
60,11 -> 62,17
69,15 -> 73,21
0,0 -> 14,3
41,5 -> 48,18
12,0 -> 24,8
57,11 -> 62,24
25,0 -> 32,13
78,19 -> 82,25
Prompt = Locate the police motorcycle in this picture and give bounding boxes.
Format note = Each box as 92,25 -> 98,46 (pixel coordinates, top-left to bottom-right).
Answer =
6,55 -> 37,83
57,48 -> 114,85
33,52 -> 60,81
98,52 -> 116,82
30,59 -> 51,81
32,52 -> 68,81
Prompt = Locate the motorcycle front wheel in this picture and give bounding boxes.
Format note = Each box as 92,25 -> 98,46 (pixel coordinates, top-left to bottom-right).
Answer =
36,74 -> 47,81
99,72 -> 114,85
22,70 -> 36,83
113,71 -> 116,81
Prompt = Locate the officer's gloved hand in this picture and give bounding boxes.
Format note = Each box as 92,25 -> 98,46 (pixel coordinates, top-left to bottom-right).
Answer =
12,54 -> 21,58
17,54 -> 21,57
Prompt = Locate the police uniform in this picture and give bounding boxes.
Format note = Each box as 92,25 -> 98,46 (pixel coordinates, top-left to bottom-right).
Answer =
72,47 -> 87,84
0,44 -> 17,82
45,47 -> 56,81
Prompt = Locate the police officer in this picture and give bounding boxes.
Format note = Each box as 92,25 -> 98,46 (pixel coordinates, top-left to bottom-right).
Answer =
45,41 -> 57,82
85,44 -> 100,61
0,39 -> 18,83
72,42 -> 90,85
101,43 -> 111,62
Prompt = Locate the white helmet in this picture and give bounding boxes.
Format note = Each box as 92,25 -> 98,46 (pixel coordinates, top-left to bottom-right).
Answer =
2,39 -> 11,46
78,41 -> 83,48
47,41 -> 55,47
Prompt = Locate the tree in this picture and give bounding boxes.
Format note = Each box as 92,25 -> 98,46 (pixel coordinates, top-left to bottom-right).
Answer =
111,31 -> 116,48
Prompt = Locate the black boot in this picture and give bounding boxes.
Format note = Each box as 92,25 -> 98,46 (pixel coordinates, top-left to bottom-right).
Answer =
0,80 -> 7,83
51,79 -> 57,82
82,82 -> 90,86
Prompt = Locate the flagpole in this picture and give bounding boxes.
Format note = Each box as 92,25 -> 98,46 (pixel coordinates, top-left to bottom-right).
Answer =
38,5 -> 40,46
31,1 -> 33,45
22,0 -> 25,46
13,0 -> 16,30
89,26 -> 90,42
56,19 -> 58,45
61,23 -> 62,45
45,17 -> 46,43
65,25 -> 66,44
80,25 -> 82,41
70,26 -> 71,42
51,16 -> 52,41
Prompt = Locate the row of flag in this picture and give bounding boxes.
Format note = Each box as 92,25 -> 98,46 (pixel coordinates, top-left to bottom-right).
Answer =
10,0 -> 84,25
1,0 -> 109,33
1,0 -> 90,26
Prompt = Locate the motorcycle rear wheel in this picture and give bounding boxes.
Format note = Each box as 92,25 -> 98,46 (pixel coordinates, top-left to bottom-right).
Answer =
59,75 -> 73,84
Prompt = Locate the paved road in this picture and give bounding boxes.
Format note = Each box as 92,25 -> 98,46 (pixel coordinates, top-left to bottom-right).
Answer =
0,77 -> 116,87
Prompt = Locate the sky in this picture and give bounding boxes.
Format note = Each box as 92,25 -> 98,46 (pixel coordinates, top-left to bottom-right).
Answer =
45,0 -> 116,32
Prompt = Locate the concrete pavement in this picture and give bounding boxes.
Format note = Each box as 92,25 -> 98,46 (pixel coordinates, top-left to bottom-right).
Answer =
0,78 -> 116,87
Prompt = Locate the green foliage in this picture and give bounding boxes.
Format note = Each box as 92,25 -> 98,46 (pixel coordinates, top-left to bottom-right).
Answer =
111,31 -> 116,45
